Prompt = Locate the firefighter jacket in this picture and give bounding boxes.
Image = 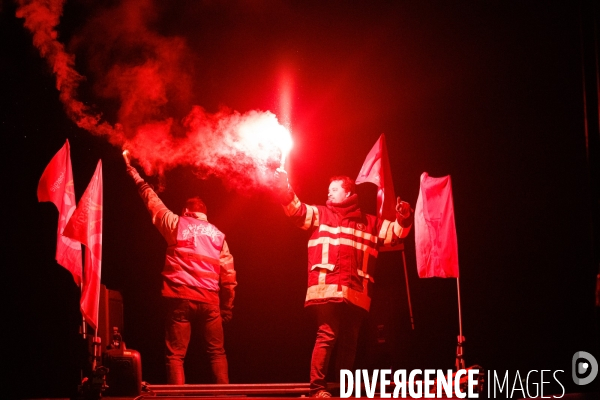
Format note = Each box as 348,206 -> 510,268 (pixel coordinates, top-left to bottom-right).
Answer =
282,191 -> 411,312
136,182 -> 236,312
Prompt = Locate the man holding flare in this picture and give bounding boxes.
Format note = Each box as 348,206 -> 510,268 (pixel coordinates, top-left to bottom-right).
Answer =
123,150 -> 236,385
274,168 -> 413,398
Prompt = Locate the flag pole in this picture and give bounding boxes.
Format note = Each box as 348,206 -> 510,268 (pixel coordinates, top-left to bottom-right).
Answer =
92,333 -> 101,371
455,270 -> 465,370
80,266 -> 87,339
81,310 -> 87,338
450,183 -> 465,371
401,249 -> 415,330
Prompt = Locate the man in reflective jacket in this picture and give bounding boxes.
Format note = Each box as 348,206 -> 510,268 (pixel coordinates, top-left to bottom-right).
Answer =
127,165 -> 236,385
275,169 -> 412,398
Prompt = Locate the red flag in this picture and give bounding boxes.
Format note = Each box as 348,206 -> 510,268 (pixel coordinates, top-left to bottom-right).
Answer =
64,160 -> 103,330
355,134 -> 397,221
37,140 -> 83,285
414,172 -> 459,278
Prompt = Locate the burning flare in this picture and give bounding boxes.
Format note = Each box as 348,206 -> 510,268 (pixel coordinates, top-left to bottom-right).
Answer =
122,150 -> 131,166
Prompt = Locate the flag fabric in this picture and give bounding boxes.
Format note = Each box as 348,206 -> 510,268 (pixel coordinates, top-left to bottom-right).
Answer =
414,172 -> 459,278
355,133 -> 397,221
37,140 -> 83,285
64,160 -> 103,330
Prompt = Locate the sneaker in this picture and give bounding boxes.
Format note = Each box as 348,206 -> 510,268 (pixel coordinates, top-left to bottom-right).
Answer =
313,390 -> 332,398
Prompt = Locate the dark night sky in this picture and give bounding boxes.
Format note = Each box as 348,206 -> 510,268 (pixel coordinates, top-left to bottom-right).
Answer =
1,1 -> 599,398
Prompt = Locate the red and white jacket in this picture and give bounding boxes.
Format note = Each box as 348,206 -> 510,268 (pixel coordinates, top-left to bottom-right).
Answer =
164,216 -> 225,292
283,192 -> 411,312
137,182 -> 236,312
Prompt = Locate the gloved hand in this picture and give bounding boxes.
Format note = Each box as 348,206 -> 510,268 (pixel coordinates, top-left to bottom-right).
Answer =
396,197 -> 413,227
126,165 -> 145,185
396,197 -> 410,217
274,168 -> 289,191
273,168 -> 294,204
220,309 -> 232,324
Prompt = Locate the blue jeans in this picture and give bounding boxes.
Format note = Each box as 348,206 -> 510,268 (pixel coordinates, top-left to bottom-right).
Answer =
309,301 -> 367,395
164,298 -> 229,384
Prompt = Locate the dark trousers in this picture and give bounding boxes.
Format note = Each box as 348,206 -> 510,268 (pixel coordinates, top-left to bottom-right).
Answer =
165,298 -> 229,384
309,301 -> 367,395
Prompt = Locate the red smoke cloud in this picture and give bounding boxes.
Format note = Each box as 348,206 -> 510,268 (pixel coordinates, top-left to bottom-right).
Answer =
16,0 -> 117,138
17,0 -> 291,191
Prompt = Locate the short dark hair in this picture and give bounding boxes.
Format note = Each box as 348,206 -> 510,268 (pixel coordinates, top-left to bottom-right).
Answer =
329,176 -> 355,194
185,197 -> 207,214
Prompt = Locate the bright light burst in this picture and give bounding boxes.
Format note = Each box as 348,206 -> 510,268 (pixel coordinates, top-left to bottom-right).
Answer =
237,112 -> 293,169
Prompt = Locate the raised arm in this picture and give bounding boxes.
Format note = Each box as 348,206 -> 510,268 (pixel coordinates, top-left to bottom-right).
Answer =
126,165 -> 179,245
274,168 -> 320,230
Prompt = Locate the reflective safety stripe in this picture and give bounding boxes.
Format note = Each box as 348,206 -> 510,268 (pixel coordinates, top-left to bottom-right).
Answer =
301,205 -> 319,230
379,220 -> 391,239
311,206 -> 320,227
307,236 -> 378,257
164,260 -> 220,280
384,222 -> 394,245
376,220 -> 395,245
283,195 -> 302,216
305,284 -> 371,311
303,206 -> 313,229
318,269 -> 327,285
322,241 -> 329,264
302,205 -> 314,230
319,224 -> 377,243
172,248 -> 220,266
310,263 -> 335,271
357,269 -> 374,283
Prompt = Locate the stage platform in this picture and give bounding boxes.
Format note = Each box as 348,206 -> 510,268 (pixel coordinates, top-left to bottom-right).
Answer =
28,384 -> 596,400
141,382 -> 315,397
23,394 -> 600,400
97,391 -> 600,400
22,383 -> 599,399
